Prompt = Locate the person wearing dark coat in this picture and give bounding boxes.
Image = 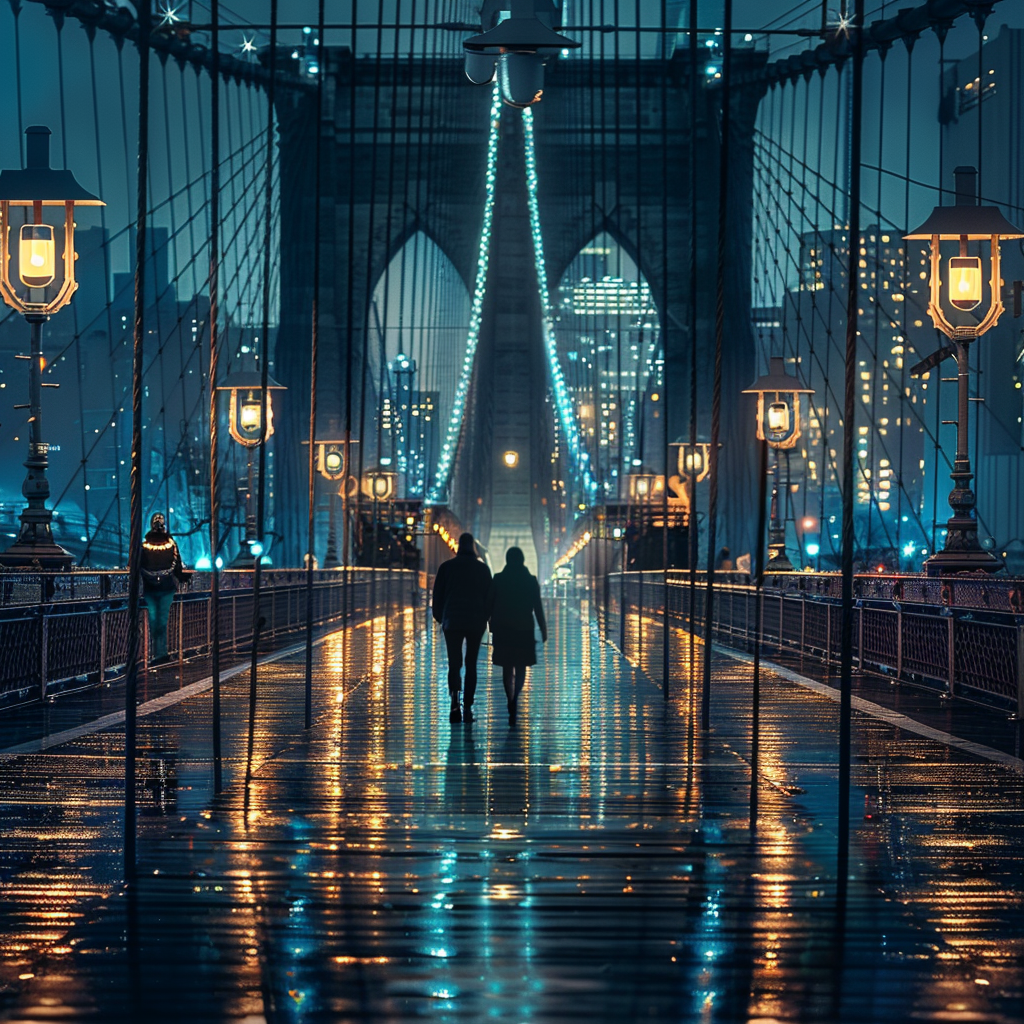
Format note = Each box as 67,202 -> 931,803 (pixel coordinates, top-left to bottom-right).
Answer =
488,547 -> 547,725
139,513 -> 188,664
432,532 -> 493,723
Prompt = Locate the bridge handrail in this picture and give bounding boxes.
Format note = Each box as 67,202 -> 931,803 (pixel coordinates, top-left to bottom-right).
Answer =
0,568 -> 417,712
606,571 -> 1024,716
0,566 -> 401,610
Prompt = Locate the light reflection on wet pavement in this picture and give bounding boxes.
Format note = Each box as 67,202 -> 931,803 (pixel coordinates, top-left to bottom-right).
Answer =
0,596 -> 1021,1022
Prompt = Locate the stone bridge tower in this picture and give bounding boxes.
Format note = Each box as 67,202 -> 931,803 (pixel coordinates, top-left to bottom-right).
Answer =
273,50 -> 766,568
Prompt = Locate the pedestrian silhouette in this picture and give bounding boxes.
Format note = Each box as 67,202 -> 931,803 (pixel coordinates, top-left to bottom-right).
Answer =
432,532 -> 492,723
488,547 -> 547,726
139,512 -> 189,665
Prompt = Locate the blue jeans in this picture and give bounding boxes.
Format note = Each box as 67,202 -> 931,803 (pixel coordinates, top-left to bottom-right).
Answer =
143,590 -> 176,659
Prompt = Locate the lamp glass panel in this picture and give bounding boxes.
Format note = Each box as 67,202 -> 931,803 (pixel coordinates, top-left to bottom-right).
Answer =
19,224 -> 55,289
239,391 -> 262,433
766,400 -> 790,439
948,255 -> 982,311
324,450 -> 343,474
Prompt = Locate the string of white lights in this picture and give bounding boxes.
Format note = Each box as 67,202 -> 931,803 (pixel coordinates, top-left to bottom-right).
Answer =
522,105 -> 598,502
427,81 -> 503,504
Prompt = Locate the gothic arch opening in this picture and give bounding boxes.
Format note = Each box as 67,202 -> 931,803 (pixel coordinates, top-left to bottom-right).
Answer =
368,231 -> 471,499
553,232 -> 664,501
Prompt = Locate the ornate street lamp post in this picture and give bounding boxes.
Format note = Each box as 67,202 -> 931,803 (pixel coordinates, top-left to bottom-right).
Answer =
744,357 -> 813,572
905,166 -> 1023,575
0,127 -> 104,569
215,370 -> 285,566
306,438 -> 348,568
675,440 -> 714,508
362,466 -> 396,566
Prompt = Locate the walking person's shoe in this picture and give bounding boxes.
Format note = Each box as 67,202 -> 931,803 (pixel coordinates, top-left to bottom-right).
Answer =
463,705 -> 474,723
449,699 -> 462,724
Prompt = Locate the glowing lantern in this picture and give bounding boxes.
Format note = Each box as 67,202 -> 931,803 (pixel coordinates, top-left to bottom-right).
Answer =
19,224 -> 55,288
743,357 -> 813,450
948,255 -> 982,310
215,371 -> 285,448
363,467 -> 396,502
904,165 -> 1023,340
0,125 -> 104,316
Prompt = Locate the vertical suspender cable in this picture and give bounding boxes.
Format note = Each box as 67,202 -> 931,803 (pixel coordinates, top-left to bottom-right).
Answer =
701,0 -> 730,732
749,434 -> 767,829
838,0 -> 865,916
88,28 -> 125,563
342,0 -> 359,580
867,49 -> 888,558
816,72 -> 828,569
124,0 -> 151,882
897,41 -> 914,564
54,16 -> 95,555
932,34 -> 945,553
209,0 -> 223,794
305,0 -> 326,731
246,0 -> 278,790
973,18 -> 985,522
660,0 -> 670,701
687,0 -> 698,687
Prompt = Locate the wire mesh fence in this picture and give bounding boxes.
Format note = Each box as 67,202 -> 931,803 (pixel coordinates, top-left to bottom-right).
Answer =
601,571 -> 1024,717
0,568 -> 417,710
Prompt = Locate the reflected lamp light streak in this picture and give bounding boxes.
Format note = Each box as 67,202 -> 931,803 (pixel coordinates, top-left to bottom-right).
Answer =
427,82 -> 503,504
522,106 -> 598,503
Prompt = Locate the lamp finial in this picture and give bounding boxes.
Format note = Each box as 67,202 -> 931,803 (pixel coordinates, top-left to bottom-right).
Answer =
953,165 -> 977,207
25,127 -> 52,170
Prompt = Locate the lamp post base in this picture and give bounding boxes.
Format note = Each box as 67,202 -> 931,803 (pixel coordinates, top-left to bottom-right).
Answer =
924,546 -> 1003,576
0,316 -> 73,571
0,526 -> 74,571
765,522 -> 793,572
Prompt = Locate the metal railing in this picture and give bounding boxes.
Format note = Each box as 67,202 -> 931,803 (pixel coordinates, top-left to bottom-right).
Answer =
0,568 -> 418,711
603,571 -> 1024,717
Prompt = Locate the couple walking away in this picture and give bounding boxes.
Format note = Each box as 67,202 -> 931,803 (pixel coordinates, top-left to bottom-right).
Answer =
432,533 -> 547,726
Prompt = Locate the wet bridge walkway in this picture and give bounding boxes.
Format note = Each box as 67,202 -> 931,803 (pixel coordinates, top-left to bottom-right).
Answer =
0,597 -> 1022,1023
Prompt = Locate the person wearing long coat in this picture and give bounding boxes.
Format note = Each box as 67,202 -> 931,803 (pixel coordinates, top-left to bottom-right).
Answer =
487,547 -> 547,725
432,532 -> 493,723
